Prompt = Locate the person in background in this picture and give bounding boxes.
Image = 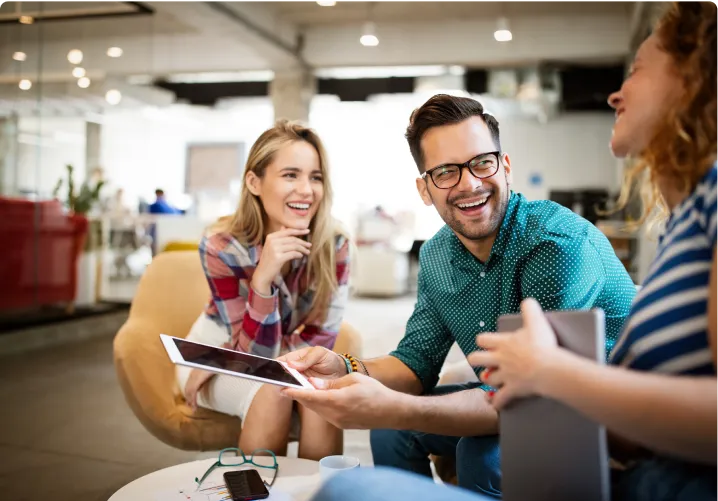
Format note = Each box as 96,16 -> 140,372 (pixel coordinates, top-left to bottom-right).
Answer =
175,120 -> 350,460
310,3 -> 717,501
148,188 -> 182,214
280,93 -> 636,496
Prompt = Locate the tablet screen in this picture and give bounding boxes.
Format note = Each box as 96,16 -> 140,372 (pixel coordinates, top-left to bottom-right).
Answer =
173,338 -> 303,387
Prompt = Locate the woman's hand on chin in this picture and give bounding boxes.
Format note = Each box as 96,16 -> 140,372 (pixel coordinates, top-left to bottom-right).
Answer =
252,227 -> 311,294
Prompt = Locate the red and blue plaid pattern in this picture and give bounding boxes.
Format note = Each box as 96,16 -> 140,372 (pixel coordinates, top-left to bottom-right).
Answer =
199,231 -> 350,359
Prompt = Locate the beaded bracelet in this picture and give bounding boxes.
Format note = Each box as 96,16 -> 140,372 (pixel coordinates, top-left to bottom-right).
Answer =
342,353 -> 360,374
339,353 -> 353,375
357,358 -> 370,377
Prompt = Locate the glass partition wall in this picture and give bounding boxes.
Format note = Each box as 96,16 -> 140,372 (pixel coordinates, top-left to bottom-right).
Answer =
0,2 -> 155,325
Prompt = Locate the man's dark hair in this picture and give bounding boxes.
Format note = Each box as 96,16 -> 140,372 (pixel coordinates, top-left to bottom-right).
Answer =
405,94 -> 501,173
155,189 -> 165,196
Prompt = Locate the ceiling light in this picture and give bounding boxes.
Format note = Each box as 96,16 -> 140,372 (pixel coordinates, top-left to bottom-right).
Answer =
72,67 -> 86,78
107,47 -> 123,58
77,77 -> 91,89
13,52 -> 27,62
105,89 -> 122,105
494,17 -> 512,42
165,70 -> 275,84
67,49 -> 83,65
19,16 -> 34,25
316,0 -> 336,5
360,22 -> 379,47
19,79 -> 32,91
316,65 -> 449,79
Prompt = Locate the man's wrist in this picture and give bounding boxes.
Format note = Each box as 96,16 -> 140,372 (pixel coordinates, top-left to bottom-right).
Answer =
336,352 -> 352,375
387,391 -> 417,430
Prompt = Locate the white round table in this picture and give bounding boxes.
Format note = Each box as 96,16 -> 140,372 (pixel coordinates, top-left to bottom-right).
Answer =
108,456 -> 322,501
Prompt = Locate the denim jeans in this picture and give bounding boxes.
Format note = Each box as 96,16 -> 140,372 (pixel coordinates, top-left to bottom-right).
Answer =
311,460 -> 717,501
312,467 -> 490,501
369,383 -> 502,498
612,457 -> 717,501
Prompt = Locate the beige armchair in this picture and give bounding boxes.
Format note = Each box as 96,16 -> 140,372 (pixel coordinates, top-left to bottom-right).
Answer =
114,250 -> 362,451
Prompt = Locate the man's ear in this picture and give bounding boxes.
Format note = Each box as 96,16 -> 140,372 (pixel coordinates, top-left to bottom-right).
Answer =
246,171 -> 262,197
416,177 -> 433,207
502,153 -> 513,185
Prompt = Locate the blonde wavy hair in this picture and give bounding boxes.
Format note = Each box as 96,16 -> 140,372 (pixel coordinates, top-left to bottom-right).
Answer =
214,119 -> 345,320
615,2 -> 717,225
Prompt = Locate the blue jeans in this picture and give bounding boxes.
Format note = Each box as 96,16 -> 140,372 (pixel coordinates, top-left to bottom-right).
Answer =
370,383 -> 501,498
612,457 -> 716,501
312,460 -> 716,501
312,467 -> 490,501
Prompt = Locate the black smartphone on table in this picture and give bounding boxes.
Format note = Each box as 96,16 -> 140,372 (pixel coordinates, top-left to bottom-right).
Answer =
223,470 -> 270,501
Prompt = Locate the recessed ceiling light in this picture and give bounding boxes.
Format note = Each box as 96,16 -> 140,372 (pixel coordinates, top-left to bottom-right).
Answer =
105,89 -> 122,105
72,67 -> 86,78
67,49 -> 83,65
107,47 -> 123,58
19,79 -> 32,90
77,77 -> 91,89
19,16 -> 34,25
13,52 -> 27,62
316,0 -> 336,6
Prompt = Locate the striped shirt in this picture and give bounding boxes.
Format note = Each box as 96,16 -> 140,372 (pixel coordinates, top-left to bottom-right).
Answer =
199,230 -> 351,359
610,165 -> 717,375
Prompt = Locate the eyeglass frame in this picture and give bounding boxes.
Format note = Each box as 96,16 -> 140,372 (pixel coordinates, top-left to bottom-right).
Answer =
194,447 -> 279,490
421,150 -> 503,189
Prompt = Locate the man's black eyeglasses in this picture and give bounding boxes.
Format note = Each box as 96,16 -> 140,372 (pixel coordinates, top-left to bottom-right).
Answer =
422,151 -> 501,189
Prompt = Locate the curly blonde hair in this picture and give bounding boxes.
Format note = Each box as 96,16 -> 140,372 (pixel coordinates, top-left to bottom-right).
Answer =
616,2 -> 716,224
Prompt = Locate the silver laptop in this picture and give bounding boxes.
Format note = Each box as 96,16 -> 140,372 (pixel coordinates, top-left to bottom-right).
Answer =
498,309 -> 610,501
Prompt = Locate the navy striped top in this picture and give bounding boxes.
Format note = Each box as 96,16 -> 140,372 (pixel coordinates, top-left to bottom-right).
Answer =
610,165 -> 717,375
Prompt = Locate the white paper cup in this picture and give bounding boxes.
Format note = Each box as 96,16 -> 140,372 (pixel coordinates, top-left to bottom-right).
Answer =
319,455 -> 361,481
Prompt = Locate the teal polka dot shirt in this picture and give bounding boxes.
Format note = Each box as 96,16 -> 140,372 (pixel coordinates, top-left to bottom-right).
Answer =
391,192 -> 637,392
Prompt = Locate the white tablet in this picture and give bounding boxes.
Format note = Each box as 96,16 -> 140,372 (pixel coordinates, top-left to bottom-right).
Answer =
160,334 -> 314,390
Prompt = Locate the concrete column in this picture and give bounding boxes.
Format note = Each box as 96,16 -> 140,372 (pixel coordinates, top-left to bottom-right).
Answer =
85,121 -> 102,179
269,70 -> 316,123
0,114 -> 19,196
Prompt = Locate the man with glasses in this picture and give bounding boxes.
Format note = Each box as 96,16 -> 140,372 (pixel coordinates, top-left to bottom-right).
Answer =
281,94 -> 636,497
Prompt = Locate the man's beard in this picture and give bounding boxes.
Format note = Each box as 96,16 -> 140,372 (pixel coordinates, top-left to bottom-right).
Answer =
439,180 -> 510,242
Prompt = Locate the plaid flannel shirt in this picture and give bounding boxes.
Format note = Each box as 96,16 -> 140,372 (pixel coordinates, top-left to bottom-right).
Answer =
199,230 -> 350,359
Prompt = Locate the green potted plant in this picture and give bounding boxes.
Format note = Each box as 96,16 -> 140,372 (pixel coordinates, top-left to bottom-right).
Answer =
53,164 -> 105,251
53,164 -> 106,307
52,164 -> 105,214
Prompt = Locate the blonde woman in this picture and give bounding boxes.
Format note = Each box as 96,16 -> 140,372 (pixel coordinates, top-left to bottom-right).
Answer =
176,120 -> 349,459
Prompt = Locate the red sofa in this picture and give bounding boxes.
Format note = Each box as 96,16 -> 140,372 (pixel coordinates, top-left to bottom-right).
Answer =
0,198 -> 88,312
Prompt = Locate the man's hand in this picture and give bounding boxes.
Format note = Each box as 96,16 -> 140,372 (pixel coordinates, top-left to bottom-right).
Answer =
278,346 -> 348,379
280,373 -> 406,430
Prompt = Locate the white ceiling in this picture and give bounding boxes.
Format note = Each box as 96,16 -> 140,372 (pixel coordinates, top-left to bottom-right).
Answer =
272,1 -> 633,26
0,2 -> 196,42
0,1 -> 640,115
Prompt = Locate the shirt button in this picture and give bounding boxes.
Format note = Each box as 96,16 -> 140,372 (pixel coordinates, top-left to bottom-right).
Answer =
479,321 -> 485,327
480,272 -> 486,278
